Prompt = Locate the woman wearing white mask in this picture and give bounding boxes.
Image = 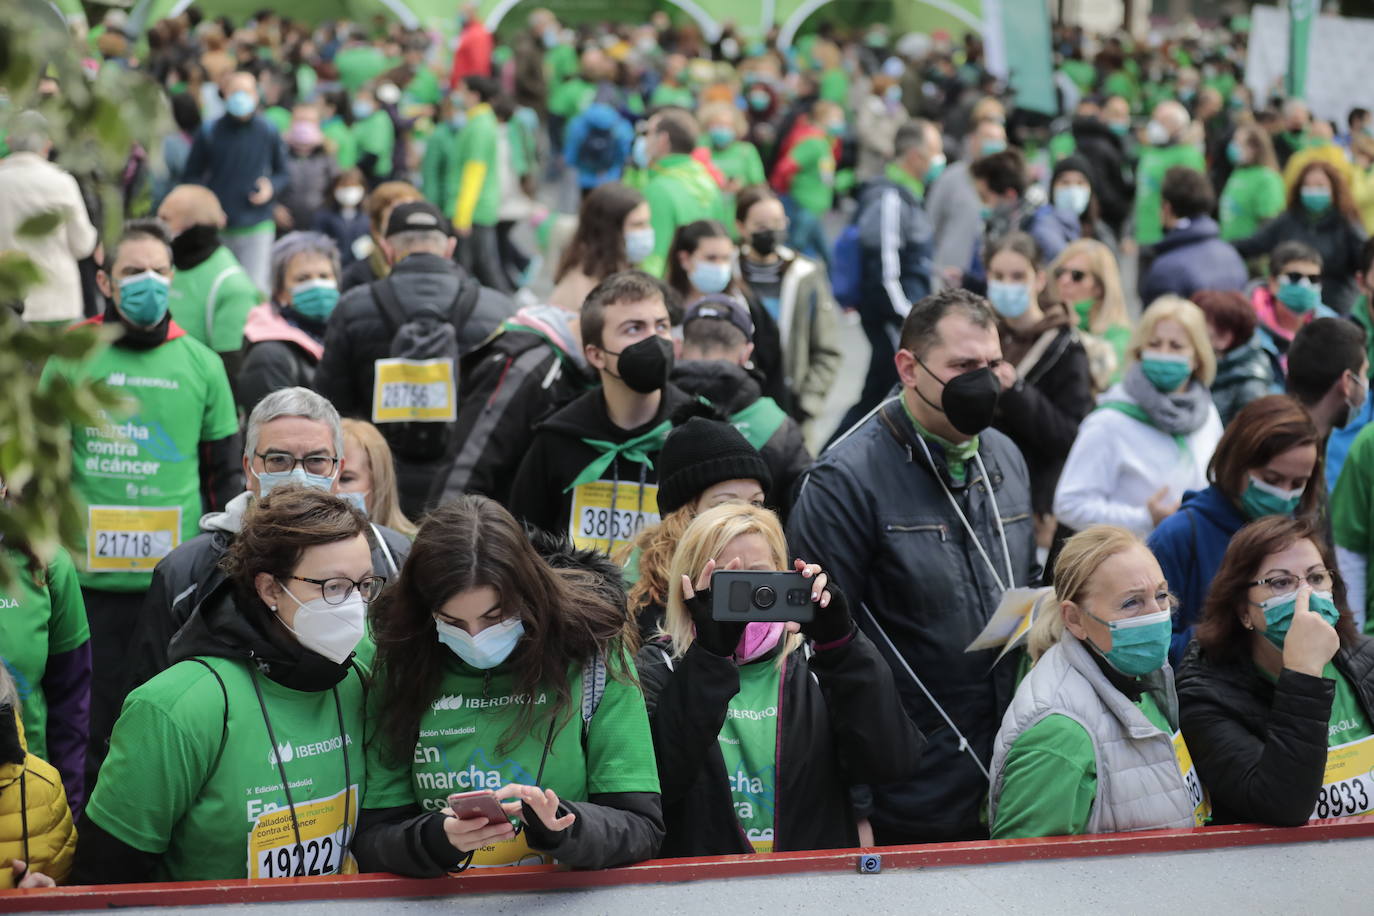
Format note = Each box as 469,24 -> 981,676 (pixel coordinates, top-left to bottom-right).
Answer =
989,525 -> 1207,838
354,495 -> 663,875
667,219 -> 787,408
73,486 -> 376,882
984,233 -> 1093,541
1054,295 -> 1223,538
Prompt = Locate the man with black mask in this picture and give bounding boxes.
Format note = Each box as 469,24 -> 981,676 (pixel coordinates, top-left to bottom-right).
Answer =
508,271 -> 693,554
788,287 -> 1036,846
38,219 -> 243,792
158,184 -> 262,382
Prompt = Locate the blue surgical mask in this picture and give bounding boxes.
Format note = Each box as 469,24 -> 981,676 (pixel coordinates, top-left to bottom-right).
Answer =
1258,590 -> 1339,649
924,153 -> 947,186
980,138 -> 1007,156
449,112 -> 467,130
1301,187 -> 1333,214
435,617 -> 524,669
352,100 -> 375,120
1054,184 -> 1091,216
1086,607 -> 1172,676
117,270 -> 171,327
225,90 -> 257,119
690,260 -> 732,295
987,280 -> 1032,319
1107,121 -> 1130,137
338,490 -> 369,516
290,279 -> 340,321
1277,279 -> 1321,314
884,85 -> 903,105
748,89 -> 771,111
632,134 -> 651,169
1139,349 -> 1193,392
252,465 -> 336,498
624,228 -> 655,264
708,126 -> 735,148
1227,141 -> 1245,165
1240,474 -> 1303,519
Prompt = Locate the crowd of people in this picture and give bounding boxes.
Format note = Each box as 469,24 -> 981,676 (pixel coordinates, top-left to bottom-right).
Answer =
4,3 -> 1374,890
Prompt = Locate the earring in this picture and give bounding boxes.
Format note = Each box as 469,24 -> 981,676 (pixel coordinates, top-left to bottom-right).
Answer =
271,605 -> 278,612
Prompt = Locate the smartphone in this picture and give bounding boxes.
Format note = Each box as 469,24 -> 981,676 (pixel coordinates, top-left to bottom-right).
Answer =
447,790 -> 509,824
711,570 -> 815,623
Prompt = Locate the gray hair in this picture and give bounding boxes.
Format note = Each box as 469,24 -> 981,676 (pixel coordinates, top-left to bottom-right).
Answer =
895,119 -> 937,158
387,229 -> 449,258
244,387 -> 344,460
271,231 -> 341,299
5,110 -> 50,154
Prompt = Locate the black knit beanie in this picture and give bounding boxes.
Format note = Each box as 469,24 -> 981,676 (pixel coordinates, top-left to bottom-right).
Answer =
656,417 -> 773,515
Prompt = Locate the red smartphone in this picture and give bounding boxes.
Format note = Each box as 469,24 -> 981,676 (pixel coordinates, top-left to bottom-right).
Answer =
447,790 -> 509,824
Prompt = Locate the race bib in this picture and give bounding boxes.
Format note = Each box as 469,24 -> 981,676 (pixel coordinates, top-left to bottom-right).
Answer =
249,786 -> 359,879
372,358 -> 457,424
569,481 -> 659,554
1312,734 -> 1374,820
468,832 -> 553,869
86,505 -> 181,573
1172,730 -> 1210,826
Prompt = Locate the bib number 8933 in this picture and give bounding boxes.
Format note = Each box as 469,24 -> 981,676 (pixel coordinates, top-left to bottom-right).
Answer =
1315,778 -> 1371,819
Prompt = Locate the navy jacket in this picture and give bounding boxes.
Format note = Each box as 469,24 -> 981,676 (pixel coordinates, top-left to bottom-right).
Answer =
1140,216 -> 1247,306
855,177 -> 933,325
1146,483 -> 1247,665
184,115 -> 289,229
311,207 -> 370,265
1026,205 -> 1081,265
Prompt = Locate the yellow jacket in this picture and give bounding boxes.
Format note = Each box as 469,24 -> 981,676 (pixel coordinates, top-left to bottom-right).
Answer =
0,712 -> 76,887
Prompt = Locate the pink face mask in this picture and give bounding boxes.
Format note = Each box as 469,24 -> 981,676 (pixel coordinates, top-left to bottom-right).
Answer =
734,621 -> 785,663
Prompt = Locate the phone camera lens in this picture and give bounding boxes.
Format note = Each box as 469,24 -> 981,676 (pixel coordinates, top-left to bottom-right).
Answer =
754,585 -> 776,609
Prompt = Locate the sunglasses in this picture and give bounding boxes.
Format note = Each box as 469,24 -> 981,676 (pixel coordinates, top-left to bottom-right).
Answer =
1055,268 -> 1093,283
1281,272 -> 1321,286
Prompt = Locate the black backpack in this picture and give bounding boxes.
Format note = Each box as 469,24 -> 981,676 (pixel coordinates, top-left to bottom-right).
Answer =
369,275 -> 480,462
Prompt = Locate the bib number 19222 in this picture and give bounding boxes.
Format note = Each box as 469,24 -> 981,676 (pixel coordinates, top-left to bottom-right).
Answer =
258,834 -> 341,878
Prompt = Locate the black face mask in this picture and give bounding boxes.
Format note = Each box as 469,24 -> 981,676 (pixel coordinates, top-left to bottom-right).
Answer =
605,335 -> 674,394
749,229 -> 783,257
915,356 -> 1001,436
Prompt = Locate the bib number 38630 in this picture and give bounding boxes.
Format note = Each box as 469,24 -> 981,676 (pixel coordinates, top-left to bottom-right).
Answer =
1312,735 -> 1374,820
568,481 -> 659,554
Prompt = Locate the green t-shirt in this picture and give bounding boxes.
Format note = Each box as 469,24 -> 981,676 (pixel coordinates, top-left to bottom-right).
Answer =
0,548 -> 89,763
363,647 -> 659,867
40,334 -> 239,591
405,67 -> 442,107
545,44 -> 579,86
1332,429 -> 1374,629
1219,165 -> 1287,241
992,691 -> 1174,839
263,106 -> 291,135
334,46 -> 393,92
323,118 -> 360,171
641,153 -> 730,276
818,68 -> 849,106
421,122 -> 462,220
169,245 -> 262,347
351,110 -> 395,180
452,105 -> 501,228
786,136 -> 836,216
711,141 -> 765,190
648,83 -> 695,111
548,79 -> 595,120
718,656 -> 781,853
87,657 -> 366,881
1061,60 -> 1096,93
1135,144 -> 1207,245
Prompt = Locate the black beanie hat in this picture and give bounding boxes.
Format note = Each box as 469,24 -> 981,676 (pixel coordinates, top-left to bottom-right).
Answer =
656,417 -> 773,516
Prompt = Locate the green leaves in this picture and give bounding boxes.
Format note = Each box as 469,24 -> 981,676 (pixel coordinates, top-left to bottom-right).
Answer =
17,209 -> 64,238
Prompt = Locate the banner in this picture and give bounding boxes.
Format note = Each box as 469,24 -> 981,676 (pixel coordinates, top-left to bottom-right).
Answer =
1246,5 -> 1374,123
985,0 -> 1056,116
1287,0 -> 1316,99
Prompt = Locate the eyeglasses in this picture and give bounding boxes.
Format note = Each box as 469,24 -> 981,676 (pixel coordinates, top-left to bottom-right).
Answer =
1055,268 -> 1092,283
290,574 -> 386,605
1281,272 -> 1321,286
256,452 -> 340,476
1248,569 -> 1336,596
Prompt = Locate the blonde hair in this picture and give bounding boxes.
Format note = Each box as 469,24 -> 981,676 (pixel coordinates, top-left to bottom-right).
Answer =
698,100 -> 746,136
1130,295 -> 1217,387
662,503 -> 803,667
1027,525 -> 1144,663
341,419 -> 416,537
617,504 -> 698,622
1049,238 -> 1129,334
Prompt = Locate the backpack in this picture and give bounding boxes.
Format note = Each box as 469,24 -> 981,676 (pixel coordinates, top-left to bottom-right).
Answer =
830,222 -> 862,308
574,105 -> 622,174
369,275 -> 481,462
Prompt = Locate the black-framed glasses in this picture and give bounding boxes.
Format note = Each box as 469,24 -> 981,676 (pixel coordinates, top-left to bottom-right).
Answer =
290,574 -> 386,605
1055,268 -> 1091,283
256,451 -> 339,476
1248,569 -> 1336,597
1281,271 -> 1321,286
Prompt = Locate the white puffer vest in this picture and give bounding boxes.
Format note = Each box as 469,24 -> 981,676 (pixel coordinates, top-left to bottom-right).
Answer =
987,635 -> 1196,834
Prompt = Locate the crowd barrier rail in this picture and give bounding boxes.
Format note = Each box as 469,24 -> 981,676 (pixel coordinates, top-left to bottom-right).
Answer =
4,816 -> 1374,912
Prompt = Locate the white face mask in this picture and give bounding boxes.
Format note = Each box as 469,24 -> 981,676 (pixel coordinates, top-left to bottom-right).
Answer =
335,186 -> 365,208
277,584 -> 367,664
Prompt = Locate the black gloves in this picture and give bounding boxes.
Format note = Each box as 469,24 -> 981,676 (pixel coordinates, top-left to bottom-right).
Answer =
801,581 -> 854,646
685,586 -> 747,658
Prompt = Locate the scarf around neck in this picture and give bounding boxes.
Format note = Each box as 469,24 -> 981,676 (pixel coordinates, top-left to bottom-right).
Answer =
1120,363 -> 1212,436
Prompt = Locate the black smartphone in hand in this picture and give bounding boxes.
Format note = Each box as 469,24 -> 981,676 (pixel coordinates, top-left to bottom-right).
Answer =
710,570 -> 815,623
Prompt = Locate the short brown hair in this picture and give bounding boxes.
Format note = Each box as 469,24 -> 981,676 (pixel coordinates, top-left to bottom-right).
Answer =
1195,516 -> 1356,666
1190,290 -> 1256,352
580,270 -> 673,349
1207,395 -> 1320,511
898,287 -> 998,357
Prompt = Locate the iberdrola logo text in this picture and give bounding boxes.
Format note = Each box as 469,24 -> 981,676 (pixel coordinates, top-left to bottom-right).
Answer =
432,692 -> 546,711
268,735 -> 351,766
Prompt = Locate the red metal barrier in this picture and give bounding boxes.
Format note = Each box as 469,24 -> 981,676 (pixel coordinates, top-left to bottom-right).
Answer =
4,817 -> 1374,912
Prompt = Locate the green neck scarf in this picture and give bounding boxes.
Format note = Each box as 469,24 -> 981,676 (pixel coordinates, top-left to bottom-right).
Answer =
564,420 -> 672,492
886,162 -> 924,200
900,393 -> 979,484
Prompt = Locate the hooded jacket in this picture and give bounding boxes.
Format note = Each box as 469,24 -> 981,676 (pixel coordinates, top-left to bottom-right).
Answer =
1140,216 -> 1248,306
1069,117 -> 1134,236
118,491 -> 410,718
1026,205 -> 1083,265
507,384 -> 697,542
1212,334 -> 1280,426
430,306 -> 595,508
1176,637 -> 1374,826
669,360 -> 812,515
0,711 -> 75,888
236,303 -> 327,415
1146,484 -> 1248,666
1234,208 -> 1367,315
636,628 -> 923,857
787,399 -> 1037,841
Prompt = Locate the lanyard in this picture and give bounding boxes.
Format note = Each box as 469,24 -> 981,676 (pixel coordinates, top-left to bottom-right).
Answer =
913,436 -> 1015,593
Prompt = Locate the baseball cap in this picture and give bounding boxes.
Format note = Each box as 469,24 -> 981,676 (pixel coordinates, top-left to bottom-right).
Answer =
384,200 -> 448,238
683,294 -> 754,341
